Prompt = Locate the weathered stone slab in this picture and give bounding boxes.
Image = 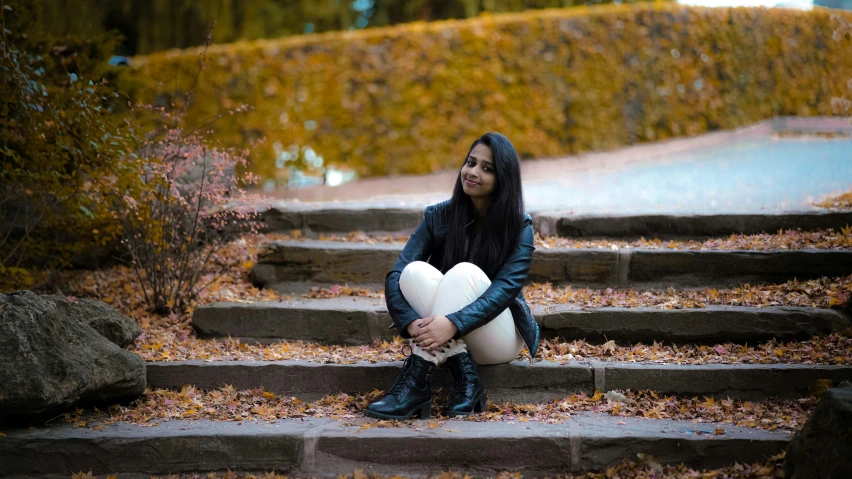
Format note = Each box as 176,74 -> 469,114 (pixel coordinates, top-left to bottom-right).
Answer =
537,305 -> 851,344
259,200 -> 852,239
0,418 -> 310,478
595,362 -> 852,400
146,360 -> 852,402
530,249 -> 620,284
628,250 -> 852,288
192,297 -> 394,344
303,208 -> 422,234
255,240 -> 400,284
252,241 -> 852,288
193,300 -> 851,345
570,412 -> 787,471
0,414 -> 790,478
145,360 -> 594,403
259,204 -> 422,236
535,212 -> 852,239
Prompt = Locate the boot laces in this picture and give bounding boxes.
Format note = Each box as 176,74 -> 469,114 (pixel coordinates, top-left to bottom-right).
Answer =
388,344 -> 416,399
450,356 -> 476,396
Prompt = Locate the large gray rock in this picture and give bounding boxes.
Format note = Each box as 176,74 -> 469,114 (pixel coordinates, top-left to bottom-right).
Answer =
0,291 -> 146,418
784,381 -> 852,479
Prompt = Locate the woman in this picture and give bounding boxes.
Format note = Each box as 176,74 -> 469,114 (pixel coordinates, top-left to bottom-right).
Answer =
365,132 -> 540,421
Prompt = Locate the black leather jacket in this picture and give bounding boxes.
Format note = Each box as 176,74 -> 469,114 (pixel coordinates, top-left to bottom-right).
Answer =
385,200 -> 540,362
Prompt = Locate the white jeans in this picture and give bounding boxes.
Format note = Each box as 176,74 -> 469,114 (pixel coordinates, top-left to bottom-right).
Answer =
399,261 -> 525,365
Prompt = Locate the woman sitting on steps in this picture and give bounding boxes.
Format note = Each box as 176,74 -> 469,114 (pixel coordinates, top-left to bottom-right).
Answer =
365,132 -> 541,420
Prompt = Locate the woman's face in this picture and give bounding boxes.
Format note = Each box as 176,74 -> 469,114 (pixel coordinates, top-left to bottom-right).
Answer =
461,143 -> 496,198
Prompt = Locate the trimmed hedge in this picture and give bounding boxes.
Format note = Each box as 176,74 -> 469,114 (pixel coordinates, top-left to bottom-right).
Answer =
130,3 -> 852,183
37,0 -> 668,55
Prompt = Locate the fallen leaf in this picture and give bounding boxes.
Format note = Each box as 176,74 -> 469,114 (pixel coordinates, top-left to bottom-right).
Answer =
808,379 -> 833,397
636,453 -> 663,472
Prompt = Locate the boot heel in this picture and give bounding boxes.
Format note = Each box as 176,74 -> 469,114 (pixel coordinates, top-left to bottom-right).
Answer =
476,395 -> 487,412
418,401 -> 432,419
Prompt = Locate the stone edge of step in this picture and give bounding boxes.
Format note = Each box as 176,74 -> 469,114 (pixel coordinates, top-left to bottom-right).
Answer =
0,413 -> 791,478
191,300 -> 852,345
144,359 -> 852,402
258,205 -> 852,239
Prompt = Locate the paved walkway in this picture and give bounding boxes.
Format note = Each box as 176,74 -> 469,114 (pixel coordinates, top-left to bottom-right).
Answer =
258,117 -> 852,215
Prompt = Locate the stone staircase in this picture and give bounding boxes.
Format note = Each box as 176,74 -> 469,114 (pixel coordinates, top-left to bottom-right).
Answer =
3,207 -> 852,478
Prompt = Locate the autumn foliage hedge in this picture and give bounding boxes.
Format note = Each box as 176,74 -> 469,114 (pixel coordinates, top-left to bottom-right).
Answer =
130,3 -> 852,183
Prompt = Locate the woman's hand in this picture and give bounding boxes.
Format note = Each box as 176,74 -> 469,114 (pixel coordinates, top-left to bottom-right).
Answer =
411,315 -> 458,353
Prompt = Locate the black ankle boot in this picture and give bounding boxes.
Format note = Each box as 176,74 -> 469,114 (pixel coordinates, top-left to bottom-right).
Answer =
365,352 -> 436,420
443,350 -> 486,417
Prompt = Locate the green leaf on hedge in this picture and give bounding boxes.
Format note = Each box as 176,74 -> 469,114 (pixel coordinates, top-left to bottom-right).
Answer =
79,205 -> 95,219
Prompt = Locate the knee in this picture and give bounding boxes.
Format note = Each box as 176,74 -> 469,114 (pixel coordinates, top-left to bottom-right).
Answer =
400,261 -> 431,286
444,262 -> 489,286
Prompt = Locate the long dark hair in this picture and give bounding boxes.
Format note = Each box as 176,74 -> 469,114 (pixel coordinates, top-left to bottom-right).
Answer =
440,132 -> 525,279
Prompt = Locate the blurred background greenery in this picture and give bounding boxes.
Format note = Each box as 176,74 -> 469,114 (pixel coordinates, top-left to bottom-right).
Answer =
27,0 -> 668,56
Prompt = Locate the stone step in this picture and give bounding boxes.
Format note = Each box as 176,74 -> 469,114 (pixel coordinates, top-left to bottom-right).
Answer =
0,414 -> 790,478
146,360 -> 852,402
258,203 -> 852,239
192,298 -> 851,345
251,240 -> 852,289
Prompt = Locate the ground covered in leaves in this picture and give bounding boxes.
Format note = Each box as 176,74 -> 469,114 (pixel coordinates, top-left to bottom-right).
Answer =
815,190 -> 852,211
131,323 -> 852,366
314,226 -> 852,251
36,226 -> 848,479
62,384 -> 814,434
70,452 -> 788,479
50,233 -> 851,365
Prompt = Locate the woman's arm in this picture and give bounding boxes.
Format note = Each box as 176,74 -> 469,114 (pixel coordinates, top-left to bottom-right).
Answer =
385,206 -> 435,339
444,216 -> 535,338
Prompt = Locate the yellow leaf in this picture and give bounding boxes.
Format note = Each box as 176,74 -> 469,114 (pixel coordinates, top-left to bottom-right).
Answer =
713,427 -> 726,435
0,432 -> 6,437
90,425 -> 104,431
808,379 -> 833,397
103,295 -> 115,304
262,391 -> 276,399
701,397 -> 715,408
591,390 -> 605,402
